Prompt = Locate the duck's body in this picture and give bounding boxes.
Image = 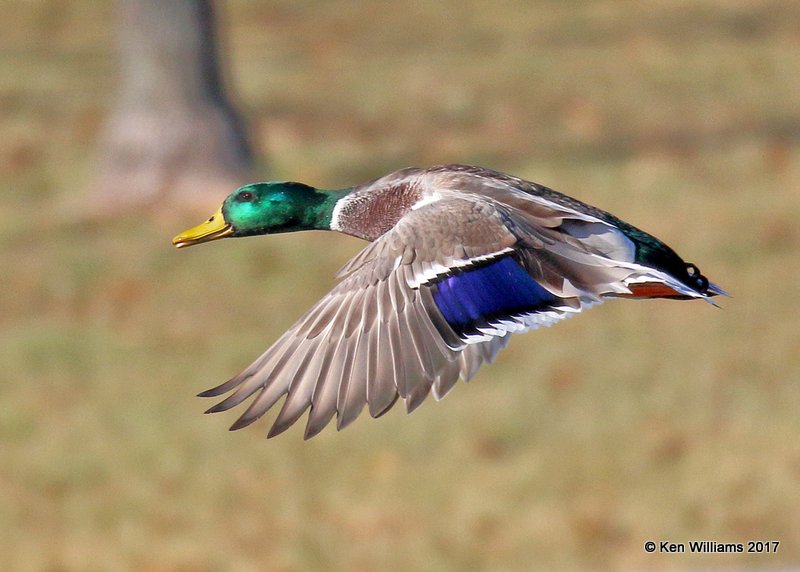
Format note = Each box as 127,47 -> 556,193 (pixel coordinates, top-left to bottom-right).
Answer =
174,164 -> 724,439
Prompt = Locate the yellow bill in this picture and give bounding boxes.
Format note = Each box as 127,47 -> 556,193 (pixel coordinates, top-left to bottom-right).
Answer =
172,207 -> 234,248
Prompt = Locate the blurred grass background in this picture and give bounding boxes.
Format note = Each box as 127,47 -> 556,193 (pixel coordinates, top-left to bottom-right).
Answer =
2,0 -> 799,569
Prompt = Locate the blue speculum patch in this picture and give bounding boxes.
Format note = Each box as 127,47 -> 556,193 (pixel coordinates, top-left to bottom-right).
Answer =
430,256 -> 557,336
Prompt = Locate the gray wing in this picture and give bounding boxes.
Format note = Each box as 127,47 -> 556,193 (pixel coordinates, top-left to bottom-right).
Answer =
200,199 -> 523,439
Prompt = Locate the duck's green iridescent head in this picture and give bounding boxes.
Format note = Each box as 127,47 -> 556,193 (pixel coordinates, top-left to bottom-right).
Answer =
173,181 -> 345,248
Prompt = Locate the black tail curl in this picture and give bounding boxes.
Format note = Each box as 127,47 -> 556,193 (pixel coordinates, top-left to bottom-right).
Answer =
684,262 -> 711,295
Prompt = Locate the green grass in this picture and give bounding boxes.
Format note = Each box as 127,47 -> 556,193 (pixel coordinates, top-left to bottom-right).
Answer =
2,0 -> 799,569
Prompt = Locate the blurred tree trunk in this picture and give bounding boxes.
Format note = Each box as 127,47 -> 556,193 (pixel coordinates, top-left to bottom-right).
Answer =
90,0 -> 253,215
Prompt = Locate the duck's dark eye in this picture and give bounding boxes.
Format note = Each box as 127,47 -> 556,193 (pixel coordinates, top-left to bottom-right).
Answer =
238,191 -> 254,202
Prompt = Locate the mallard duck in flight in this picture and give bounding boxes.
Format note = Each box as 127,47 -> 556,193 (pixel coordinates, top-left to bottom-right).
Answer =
173,164 -> 724,439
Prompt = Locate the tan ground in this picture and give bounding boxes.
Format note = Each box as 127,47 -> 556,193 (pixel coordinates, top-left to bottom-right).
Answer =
2,1 -> 798,569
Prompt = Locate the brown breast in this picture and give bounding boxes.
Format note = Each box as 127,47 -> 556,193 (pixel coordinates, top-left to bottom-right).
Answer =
335,181 -> 423,241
